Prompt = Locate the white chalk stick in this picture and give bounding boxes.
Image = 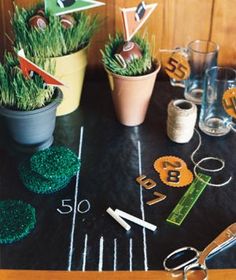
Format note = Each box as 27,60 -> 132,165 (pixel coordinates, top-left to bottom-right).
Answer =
115,209 -> 157,232
106,207 -> 131,231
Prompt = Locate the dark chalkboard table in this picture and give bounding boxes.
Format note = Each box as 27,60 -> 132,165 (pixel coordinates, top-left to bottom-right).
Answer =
0,79 -> 235,275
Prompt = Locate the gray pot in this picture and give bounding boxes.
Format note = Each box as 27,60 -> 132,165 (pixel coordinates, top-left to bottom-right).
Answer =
0,89 -> 62,152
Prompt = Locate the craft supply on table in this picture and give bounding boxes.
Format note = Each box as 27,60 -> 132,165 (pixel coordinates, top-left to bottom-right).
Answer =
136,175 -> 167,206
163,223 -> 236,279
0,200 -> 36,244
19,146 -> 80,194
163,51 -> 190,81
30,146 -> 80,181
191,129 -> 232,187
167,99 -> 197,144
166,173 -> 211,226
136,175 -> 157,189
154,155 -> 193,187
106,207 -> 131,231
146,192 -> 167,206
115,209 -> 157,231
222,87 -> 236,119
19,161 -> 71,194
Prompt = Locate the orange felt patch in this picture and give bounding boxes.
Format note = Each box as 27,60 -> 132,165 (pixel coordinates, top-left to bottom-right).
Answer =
222,88 -> 236,119
154,156 -> 193,187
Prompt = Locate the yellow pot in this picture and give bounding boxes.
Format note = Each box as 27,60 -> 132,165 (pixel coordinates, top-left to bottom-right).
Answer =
50,47 -> 88,116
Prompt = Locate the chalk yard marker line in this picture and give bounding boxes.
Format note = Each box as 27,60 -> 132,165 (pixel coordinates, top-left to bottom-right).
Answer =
129,238 -> 133,272
137,140 -> 148,271
68,126 -> 84,271
98,236 -> 104,272
113,238 -> 117,271
82,234 -> 88,272
115,209 -> 157,232
106,207 -> 131,231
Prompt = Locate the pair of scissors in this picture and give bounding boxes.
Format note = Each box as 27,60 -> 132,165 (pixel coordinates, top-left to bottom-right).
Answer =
163,223 -> 236,280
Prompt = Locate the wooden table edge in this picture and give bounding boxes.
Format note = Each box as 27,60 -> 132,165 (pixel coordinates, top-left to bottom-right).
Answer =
0,269 -> 236,280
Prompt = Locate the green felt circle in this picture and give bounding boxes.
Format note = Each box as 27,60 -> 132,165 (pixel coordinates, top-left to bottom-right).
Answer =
0,200 -> 36,244
19,161 -> 71,194
30,146 -> 81,181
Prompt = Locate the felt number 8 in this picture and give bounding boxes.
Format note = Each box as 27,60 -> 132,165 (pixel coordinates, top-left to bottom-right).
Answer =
167,170 -> 181,183
165,57 -> 187,80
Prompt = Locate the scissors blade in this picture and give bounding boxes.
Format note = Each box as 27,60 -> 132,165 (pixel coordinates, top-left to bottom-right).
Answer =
198,223 -> 236,265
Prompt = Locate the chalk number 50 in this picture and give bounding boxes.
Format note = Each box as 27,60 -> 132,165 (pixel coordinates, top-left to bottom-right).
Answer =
57,199 -> 90,214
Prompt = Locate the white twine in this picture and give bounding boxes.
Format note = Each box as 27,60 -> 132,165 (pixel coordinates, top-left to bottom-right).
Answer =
167,99 -> 197,144
167,102 -> 232,187
191,129 -> 232,187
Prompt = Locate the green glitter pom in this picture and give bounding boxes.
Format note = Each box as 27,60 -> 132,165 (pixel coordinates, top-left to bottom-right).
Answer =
30,146 -> 81,181
19,161 -> 71,194
0,200 -> 36,244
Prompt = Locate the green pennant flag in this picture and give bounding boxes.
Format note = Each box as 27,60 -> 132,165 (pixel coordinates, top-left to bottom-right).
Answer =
45,0 -> 105,16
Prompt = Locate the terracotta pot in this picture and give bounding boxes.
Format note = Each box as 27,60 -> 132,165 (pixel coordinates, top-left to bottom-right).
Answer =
106,62 -> 161,126
45,47 -> 88,116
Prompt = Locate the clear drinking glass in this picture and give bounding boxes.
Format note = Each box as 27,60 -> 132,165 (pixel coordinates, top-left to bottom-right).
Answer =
199,66 -> 236,136
171,40 -> 219,105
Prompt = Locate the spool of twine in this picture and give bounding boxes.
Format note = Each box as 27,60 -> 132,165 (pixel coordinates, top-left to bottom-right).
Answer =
167,99 -> 197,143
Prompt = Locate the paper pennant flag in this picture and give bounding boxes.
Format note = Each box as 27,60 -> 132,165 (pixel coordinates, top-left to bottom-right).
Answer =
121,2 -> 158,41
45,0 -> 105,16
18,49 -> 64,87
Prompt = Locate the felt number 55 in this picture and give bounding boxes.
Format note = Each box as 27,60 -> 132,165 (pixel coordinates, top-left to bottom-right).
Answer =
165,57 -> 188,80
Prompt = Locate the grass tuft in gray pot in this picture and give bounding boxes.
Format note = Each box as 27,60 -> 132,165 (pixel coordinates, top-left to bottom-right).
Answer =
0,53 -> 62,152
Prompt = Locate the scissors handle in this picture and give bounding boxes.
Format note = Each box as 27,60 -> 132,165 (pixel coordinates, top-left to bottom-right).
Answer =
198,223 -> 236,265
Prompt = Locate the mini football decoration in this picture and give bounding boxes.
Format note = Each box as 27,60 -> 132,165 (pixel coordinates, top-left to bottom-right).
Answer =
57,0 -> 75,8
115,41 -> 142,67
35,8 -> 46,17
60,14 -> 76,29
28,14 -> 48,30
